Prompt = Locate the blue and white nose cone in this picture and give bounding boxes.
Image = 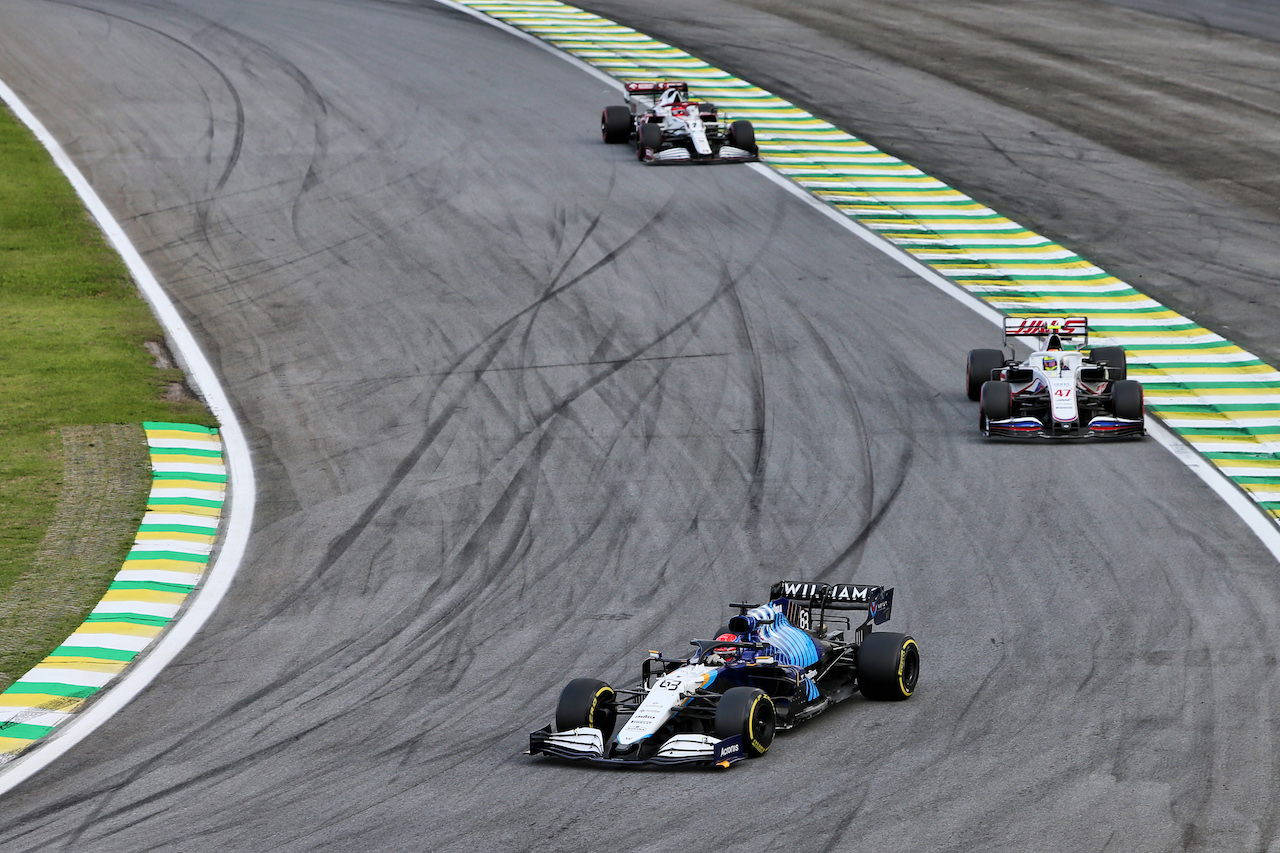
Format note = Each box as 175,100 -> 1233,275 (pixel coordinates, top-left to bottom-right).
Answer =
615,665 -> 716,746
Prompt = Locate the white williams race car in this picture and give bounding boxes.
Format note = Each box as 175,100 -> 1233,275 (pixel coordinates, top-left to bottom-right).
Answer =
529,581 -> 918,768
601,80 -> 758,164
967,317 -> 1145,439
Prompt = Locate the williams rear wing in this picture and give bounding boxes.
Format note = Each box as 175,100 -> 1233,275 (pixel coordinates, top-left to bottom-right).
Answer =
769,580 -> 894,626
1004,316 -> 1088,348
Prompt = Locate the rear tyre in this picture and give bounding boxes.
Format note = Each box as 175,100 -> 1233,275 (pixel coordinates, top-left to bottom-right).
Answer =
967,348 -> 1005,401
728,119 -> 756,154
714,686 -> 775,757
1112,379 -> 1144,420
1089,345 -> 1127,380
601,105 -> 631,144
857,632 -> 920,701
980,380 -> 1013,428
556,678 -> 617,740
638,122 -> 662,161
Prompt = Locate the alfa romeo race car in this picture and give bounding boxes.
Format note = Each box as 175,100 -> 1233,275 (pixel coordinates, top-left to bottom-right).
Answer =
967,316 -> 1145,439
601,80 -> 759,164
528,580 -> 919,767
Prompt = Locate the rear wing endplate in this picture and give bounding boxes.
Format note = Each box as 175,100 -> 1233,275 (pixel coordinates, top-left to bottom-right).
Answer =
1004,316 -> 1088,348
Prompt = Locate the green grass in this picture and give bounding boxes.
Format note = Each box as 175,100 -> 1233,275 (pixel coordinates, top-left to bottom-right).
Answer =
0,101 -> 215,684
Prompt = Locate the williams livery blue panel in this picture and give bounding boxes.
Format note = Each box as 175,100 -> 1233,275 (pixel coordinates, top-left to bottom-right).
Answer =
737,602 -> 820,668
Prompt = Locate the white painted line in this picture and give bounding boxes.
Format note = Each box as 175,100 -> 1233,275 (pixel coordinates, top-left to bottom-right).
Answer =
149,462 -> 227,475
62,634 -> 153,653
146,438 -> 223,450
115,569 -> 206,585
0,710 -> 72,727
0,78 -> 256,792
139,513 -> 220,529
90,602 -> 182,619
1144,421 -> 1280,560
128,541 -> 215,555
15,670 -> 115,689
149,487 -> 227,500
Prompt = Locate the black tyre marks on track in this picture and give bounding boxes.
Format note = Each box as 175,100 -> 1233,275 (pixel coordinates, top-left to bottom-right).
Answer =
2,1 -> 1279,851
49,0 -> 246,256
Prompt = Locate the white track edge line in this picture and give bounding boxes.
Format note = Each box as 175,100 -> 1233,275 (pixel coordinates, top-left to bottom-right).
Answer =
748,173 -> 1280,563
434,3 -> 1280,567
0,79 -> 257,793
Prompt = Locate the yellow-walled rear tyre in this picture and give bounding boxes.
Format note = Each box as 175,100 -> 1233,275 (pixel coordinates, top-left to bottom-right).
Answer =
857,633 -> 920,701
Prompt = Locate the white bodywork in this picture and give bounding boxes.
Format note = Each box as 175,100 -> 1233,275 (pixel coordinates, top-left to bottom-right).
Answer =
617,664 -> 716,746
654,734 -> 720,760
538,727 -> 721,762
540,727 -> 604,755
624,83 -> 754,162
535,662 -> 728,764
985,327 -> 1143,437
1035,350 -> 1085,423
661,107 -> 712,155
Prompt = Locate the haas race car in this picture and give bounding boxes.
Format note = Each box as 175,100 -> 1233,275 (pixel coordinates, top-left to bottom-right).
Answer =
601,80 -> 759,164
528,581 -> 918,767
968,316 -> 1145,439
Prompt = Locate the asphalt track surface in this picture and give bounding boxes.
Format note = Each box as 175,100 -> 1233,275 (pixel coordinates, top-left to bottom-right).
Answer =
581,0 -> 1280,370
0,1 -> 1278,851
1103,0 -> 1280,42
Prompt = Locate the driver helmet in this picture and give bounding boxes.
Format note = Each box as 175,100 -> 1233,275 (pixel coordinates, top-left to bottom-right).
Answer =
1042,354 -> 1059,372
712,632 -> 740,659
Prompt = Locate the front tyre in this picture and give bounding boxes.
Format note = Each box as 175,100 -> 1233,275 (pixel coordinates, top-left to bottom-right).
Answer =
556,678 -> 617,740
728,119 -> 756,154
601,105 -> 631,144
1112,379 -> 1144,420
714,686 -> 775,757
980,379 -> 1013,430
638,121 -> 663,161
857,632 -> 920,701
